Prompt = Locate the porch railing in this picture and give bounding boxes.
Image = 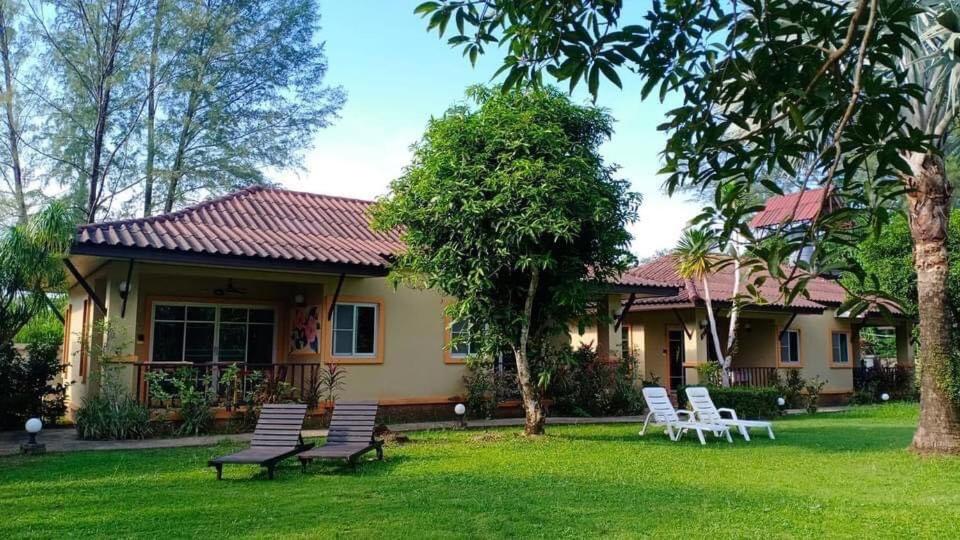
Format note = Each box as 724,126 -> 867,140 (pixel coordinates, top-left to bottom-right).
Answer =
728,367 -> 781,388
853,365 -> 916,398
133,361 -> 331,409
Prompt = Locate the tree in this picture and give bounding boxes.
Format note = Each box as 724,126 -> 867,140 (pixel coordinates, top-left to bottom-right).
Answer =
417,0 -> 960,453
674,228 -> 743,387
35,0 -> 148,223
372,86 -> 639,435
0,200 -> 74,344
155,0 -> 344,213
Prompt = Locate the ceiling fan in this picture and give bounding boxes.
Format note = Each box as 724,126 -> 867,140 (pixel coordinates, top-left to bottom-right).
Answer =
214,279 -> 247,296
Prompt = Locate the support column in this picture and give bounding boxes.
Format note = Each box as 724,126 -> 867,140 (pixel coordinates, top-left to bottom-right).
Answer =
104,262 -> 141,395
595,294 -> 623,362
895,323 -> 914,366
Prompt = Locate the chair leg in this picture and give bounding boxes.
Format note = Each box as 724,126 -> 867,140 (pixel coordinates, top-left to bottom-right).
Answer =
214,464 -> 222,480
639,412 -> 654,436
740,425 -> 751,441
376,445 -> 384,461
724,428 -> 733,443
267,465 -> 275,480
768,426 -> 776,440
694,428 -> 706,445
300,458 -> 308,472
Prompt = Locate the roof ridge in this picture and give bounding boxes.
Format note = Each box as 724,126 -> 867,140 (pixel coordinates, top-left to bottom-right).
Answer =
77,186 -> 382,231
78,185 -> 267,230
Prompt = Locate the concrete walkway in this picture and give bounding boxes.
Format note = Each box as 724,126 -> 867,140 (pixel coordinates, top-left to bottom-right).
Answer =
0,407 -> 847,456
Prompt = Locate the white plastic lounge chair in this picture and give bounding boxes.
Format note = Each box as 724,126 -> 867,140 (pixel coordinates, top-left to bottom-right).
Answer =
684,386 -> 776,441
640,387 -> 733,445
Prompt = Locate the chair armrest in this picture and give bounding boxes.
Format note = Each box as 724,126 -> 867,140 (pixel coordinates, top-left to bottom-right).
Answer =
717,408 -> 739,421
676,409 -> 695,420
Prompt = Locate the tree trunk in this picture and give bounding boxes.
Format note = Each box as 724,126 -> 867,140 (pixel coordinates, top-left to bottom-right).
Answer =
163,78 -> 202,213
0,5 -> 26,224
514,266 -> 546,436
904,151 -> 960,454
143,0 -> 164,217
701,277 -> 725,385
721,254 -> 743,387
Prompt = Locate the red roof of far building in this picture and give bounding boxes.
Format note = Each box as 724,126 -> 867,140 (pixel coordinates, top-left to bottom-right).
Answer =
624,255 -> 847,313
749,188 -> 834,228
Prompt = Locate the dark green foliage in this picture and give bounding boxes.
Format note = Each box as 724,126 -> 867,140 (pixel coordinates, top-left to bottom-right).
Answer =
75,365 -> 152,440
549,344 -> 644,417
372,86 -> 639,429
0,335 -> 68,429
843,211 -> 960,320
772,369 -> 808,409
0,202 -> 74,344
462,362 -> 519,420
677,385 -> 781,420
75,393 -> 152,441
852,367 -> 919,404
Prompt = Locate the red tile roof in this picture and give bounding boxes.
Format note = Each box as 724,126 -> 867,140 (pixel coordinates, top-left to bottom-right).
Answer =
73,187 -> 678,292
625,255 -> 847,312
74,186 -> 404,269
749,188 -> 834,228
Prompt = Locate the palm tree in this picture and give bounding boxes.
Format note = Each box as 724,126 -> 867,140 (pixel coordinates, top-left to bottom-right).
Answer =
0,201 -> 75,344
897,2 -> 960,453
674,228 -> 740,387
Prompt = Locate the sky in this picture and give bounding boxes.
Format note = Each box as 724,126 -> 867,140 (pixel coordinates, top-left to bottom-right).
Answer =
277,1 -> 701,258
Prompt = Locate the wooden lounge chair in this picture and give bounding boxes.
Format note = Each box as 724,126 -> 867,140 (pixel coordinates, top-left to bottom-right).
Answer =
298,400 -> 383,470
640,387 -> 733,445
685,386 -> 776,441
208,403 -> 314,480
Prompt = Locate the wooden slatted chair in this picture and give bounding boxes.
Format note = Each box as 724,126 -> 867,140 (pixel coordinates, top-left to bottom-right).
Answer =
298,400 -> 383,470
208,403 -> 314,480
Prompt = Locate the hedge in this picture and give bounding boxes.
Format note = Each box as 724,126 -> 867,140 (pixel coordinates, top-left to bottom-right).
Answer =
675,385 -> 780,420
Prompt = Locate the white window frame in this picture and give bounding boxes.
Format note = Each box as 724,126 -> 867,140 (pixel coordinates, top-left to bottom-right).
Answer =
449,320 -> 478,359
149,302 -> 277,363
831,331 -> 850,364
331,302 -> 379,357
779,329 -> 801,365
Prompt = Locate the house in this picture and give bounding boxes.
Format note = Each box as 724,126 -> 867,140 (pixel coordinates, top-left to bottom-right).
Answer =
572,188 -> 914,404
61,186 -> 676,420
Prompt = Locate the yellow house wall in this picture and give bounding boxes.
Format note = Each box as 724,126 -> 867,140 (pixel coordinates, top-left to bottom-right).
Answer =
129,263 -> 464,404
613,307 -> 857,394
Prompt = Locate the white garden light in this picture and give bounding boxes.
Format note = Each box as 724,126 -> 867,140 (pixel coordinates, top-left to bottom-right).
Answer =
777,397 -> 786,407
881,393 -> 890,402
454,403 -> 467,428
21,418 -> 46,455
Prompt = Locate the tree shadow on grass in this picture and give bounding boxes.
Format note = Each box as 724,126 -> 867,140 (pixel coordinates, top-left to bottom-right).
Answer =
555,422 -> 917,453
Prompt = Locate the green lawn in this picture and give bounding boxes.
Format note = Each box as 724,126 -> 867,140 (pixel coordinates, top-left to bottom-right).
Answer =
2,404 -> 959,539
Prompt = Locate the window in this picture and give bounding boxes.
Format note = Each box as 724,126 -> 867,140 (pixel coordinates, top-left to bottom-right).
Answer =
832,332 -> 850,365
621,325 -> 631,358
779,329 -> 800,365
450,320 -> 478,358
332,303 -> 378,357
151,303 -> 275,363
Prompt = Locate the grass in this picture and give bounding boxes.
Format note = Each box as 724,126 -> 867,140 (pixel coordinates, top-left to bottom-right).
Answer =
2,404 -> 959,539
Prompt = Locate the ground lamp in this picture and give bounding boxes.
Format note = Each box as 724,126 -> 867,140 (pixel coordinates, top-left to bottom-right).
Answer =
21,418 -> 46,455
881,393 -> 890,402
776,397 -> 786,408
454,403 -> 467,428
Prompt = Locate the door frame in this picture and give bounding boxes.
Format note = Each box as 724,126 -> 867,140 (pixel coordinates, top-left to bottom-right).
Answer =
665,325 -> 686,390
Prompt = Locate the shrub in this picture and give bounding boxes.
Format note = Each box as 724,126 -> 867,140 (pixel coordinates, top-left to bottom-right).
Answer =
696,362 -> 722,387
804,376 -> 827,414
548,345 -> 645,417
75,364 -> 151,440
677,385 -> 781,419
0,334 -> 68,429
772,369 -> 806,408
